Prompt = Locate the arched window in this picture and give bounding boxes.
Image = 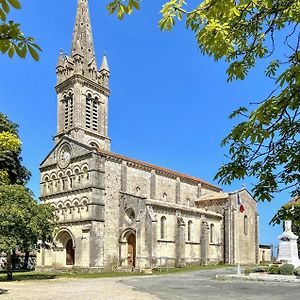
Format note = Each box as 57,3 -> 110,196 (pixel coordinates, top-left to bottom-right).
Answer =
188,220 -> 192,241
210,223 -> 214,243
86,94 -> 99,132
160,216 -> 167,239
136,187 -> 141,197
244,215 -> 248,235
86,94 -> 92,129
187,198 -> 190,207
64,92 -> 73,130
163,193 -> 167,201
92,100 -> 98,131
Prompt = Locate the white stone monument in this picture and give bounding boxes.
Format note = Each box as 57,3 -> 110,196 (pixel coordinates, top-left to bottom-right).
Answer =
277,220 -> 300,267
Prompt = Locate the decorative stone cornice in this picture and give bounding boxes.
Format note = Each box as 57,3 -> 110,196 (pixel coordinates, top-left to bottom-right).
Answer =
55,74 -> 110,96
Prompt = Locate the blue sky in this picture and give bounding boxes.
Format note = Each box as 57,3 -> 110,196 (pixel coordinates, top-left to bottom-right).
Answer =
0,0 -> 290,247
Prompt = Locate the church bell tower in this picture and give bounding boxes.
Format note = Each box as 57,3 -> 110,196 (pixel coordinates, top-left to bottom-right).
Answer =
55,0 -> 111,151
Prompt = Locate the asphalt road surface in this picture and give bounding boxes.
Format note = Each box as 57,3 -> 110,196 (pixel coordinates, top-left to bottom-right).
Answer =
0,268 -> 299,299
120,267 -> 300,300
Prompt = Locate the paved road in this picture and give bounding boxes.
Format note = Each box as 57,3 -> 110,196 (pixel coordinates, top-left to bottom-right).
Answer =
120,268 -> 300,300
0,268 -> 299,300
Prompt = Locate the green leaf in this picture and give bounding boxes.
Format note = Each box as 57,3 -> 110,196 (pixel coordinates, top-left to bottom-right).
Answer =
131,0 -> 140,10
27,44 -> 39,61
2,1 -> 10,14
14,44 -> 26,58
8,45 -> 15,58
0,8 -> 7,21
7,0 -> 21,9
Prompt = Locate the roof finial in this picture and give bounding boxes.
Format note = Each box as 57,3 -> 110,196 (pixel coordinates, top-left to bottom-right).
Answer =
57,48 -> 64,67
100,53 -> 110,72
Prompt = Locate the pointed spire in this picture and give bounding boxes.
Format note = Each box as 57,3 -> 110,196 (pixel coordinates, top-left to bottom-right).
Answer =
100,54 -> 110,72
71,0 -> 96,67
57,48 -> 64,67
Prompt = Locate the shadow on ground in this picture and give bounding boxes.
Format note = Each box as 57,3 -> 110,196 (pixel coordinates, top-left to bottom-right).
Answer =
0,273 -> 57,282
0,289 -> 8,294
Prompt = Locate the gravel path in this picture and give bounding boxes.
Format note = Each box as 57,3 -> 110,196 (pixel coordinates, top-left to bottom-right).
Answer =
0,277 -> 159,300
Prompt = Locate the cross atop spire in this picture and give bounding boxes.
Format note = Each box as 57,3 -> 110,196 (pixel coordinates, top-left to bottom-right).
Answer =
71,0 -> 96,67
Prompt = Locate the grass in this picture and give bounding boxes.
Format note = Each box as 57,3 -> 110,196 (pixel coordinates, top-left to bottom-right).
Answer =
0,264 -> 231,282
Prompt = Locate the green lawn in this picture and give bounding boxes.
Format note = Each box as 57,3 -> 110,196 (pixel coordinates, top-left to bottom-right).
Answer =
0,264 -> 231,282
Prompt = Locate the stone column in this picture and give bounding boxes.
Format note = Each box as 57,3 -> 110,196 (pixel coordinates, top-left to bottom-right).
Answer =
176,177 -> 181,204
150,170 -> 156,199
175,210 -> 186,267
80,225 -> 91,267
121,161 -> 127,192
200,218 -> 209,265
197,183 -> 202,198
145,205 -> 157,268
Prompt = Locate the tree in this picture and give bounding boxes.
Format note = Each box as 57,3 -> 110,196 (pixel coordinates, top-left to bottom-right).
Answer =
0,0 -> 41,60
0,114 -> 57,280
0,113 -> 30,185
0,184 -> 56,280
107,0 -> 300,201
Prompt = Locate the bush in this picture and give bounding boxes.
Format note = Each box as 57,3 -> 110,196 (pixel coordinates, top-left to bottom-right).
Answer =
245,265 -> 269,275
294,266 -> 300,276
268,264 -> 280,274
279,264 -> 294,275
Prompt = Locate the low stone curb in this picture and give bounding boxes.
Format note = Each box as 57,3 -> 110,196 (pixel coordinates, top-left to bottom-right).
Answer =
216,273 -> 300,283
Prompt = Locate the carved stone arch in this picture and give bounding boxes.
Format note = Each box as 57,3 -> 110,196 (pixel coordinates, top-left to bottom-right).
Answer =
65,168 -> 73,176
65,200 -> 72,214
88,139 -> 100,149
81,164 -> 89,180
135,186 -> 141,197
57,202 -> 64,215
55,227 -> 76,248
73,165 -> 80,174
57,201 -> 64,209
67,89 -> 74,96
43,174 -> 50,182
57,171 -> 64,178
50,172 -> 57,180
55,227 -> 76,266
72,198 -> 79,206
85,89 -> 94,98
73,198 -> 80,212
81,164 -> 89,172
120,228 -> 136,243
81,197 -> 89,211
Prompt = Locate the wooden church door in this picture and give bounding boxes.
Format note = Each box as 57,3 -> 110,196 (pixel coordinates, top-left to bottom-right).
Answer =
66,239 -> 75,265
127,234 -> 136,268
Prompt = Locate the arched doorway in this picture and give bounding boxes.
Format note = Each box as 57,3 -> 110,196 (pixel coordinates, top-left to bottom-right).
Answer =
66,239 -> 75,265
127,233 -> 136,268
55,229 -> 75,267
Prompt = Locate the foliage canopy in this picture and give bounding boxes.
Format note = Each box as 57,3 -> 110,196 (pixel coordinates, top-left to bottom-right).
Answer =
0,184 -> 56,254
0,114 -> 57,280
0,0 -> 41,60
0,113 -> 30,185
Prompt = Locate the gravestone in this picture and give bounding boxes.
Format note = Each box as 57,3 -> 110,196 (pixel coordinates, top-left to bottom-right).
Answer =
277,220 -> 300,267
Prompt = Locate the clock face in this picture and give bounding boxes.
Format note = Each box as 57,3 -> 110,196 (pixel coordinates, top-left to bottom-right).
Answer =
58,144 -> 72,168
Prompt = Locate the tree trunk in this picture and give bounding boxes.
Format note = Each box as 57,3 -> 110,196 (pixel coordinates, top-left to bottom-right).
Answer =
6,252 -> 13,281
24,251 -> 30,270
12,250 -> 16,270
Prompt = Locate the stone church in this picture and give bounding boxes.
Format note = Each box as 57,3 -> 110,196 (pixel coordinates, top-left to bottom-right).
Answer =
37,0 -> 259,270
